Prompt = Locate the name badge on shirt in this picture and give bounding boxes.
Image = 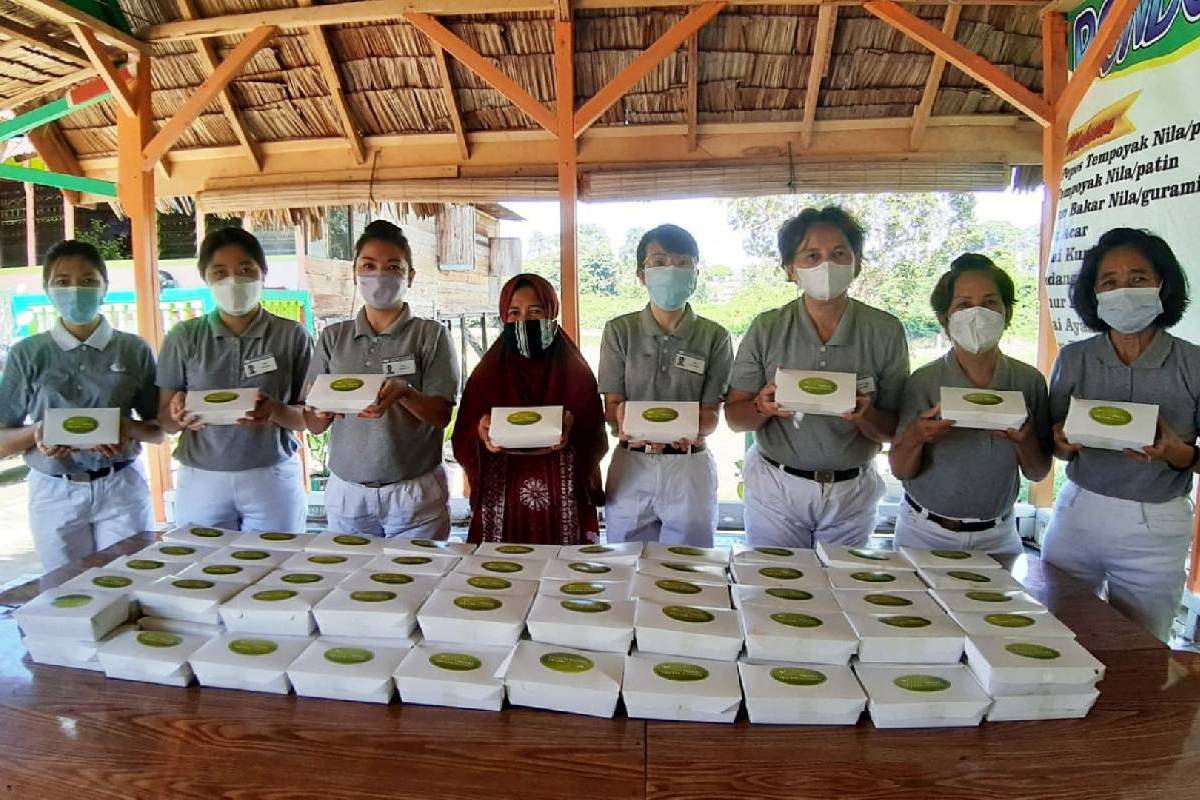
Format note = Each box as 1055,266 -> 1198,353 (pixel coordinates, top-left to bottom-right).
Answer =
383,356 -> 417,377
856,376 -> 876,395
243,355 -> 278,378
673,352 -> 706,375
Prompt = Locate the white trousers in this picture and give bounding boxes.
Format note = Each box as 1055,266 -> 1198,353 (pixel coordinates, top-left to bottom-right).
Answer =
892,499 -> 1022,556
742,445 -> 884,549
325,466 -> 450,539
174,456 -> 307,534
28,462 -> 152,573
1043,480 -> 1193,643
603,446 -> 718,547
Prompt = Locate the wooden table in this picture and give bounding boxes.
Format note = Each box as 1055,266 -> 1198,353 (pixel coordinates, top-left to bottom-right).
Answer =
1,539 -> 1197,800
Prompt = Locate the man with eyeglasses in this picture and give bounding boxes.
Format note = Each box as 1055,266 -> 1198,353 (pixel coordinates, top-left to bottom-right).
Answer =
597,225 -> 733,546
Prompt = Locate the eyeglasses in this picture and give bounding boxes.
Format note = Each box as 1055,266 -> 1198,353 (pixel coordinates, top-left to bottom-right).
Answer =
642,255 -> 697,269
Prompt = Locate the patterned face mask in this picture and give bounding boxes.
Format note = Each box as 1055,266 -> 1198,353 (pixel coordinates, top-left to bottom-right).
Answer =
502,319 -> 558,359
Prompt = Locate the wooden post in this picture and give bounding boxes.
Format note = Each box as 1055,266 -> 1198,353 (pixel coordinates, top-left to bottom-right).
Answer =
24,182 -> 36,267
62,194 -> 75,239
294,221 -> 308,289
555,19 -> 579,342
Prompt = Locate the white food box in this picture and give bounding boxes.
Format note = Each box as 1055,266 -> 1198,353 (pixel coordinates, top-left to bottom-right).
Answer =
489,405 -> 563,449
22,624 -> 136,671
138,616 -> 223,637
416,588 -> 534,646
304,532 -> 384,557
281,551 -> 373,574
621,400 -> 700,444
643,543 -> 730,567
739,605 -> 859,665
731,584 -> 843,614
846,610 -> 965,664
825,568 -> 928,593
305,374 -> 386,415
380,537 -> 476,556
287,637 -> 411,704
162,523 -> 241,549
899,547 -> 1001,571
394,642 -> 512,711
525,594 -> 636,653
636,559 -> 728,586
108,554 -> 178,578
184,388 -> 258,425
986,690 -> 1101,721
15,588 -> 132,641
42,407 -> 121,447
437,572 -> 539,599
939,386 -> 1028,431
917,567 -> 1024,592
337,571 -> 442,599
633,599 -> 743,662
366,552 -> 460,577
623,650 -> 742,723
201,546 -> 288,570
97,628 -> 210,686
312,584 -> 429,641
1063,397 -> 1158,451
730,561 -> 829,589
557,542 -> 644,565
133,576 -> 243,624
132,541 -> 217,565
174,560 -> 271,587
254,568 -> 350,590
538,578 -> 632,602
854,664 -> 991,728
189,633 -> 312,694
502,640 -> 624,718
816,543 -> 916,571
58,567 -> 158,599
833,589 -> 947,618
949,609 -> 1076,640
731,545 -> 823,568
229,530 -> 316,552
451,554 -> 546,581
541,559 -> 635,584
738,660 -> 868,725
473,542 -> 561,561
218,584 -> 329,636
964,635 -> 1105,697
774,368 -> 857,415
929,588 -> 1045,615
631,573 -> 731,610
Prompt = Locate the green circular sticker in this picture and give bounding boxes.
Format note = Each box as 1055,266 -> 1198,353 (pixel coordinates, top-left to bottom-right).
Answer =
482,560 -> 523,573
568,561 -> 611,574
190,527 -> 225,538
642,407 -> 680,423
561,599 -> 612,613
663,562 -> 705,573
770,612 -> 824,628
232,550 -> 270,561
454,595 -> 503,611
770,667 -> 828,687
963,392 -> 1004,406
259,532 -> 296,542
1089,405 -> 1133,426
92,575 -> 132,588
655,579 -> 702,595
948,571 -> 992,583
754,547 -> 794,557
850,571 -> 896,583
849,548 -> 890,561
579,545 -> 613,554
667,546 -> 706,557
392,556 -> 433,565
332,535 -> 371,546
759,567 -> 803,580
203,565 -> 243,575
329,377 -> 365,392
930,549 -> 972,560
506,411 -> 542,426
653,662 -> 710,681
203,391 -> 239,403
171,579 -> 214,590
466,576 -> 512,591
281,573 -> 324,584
864,593 -> 913,607
61,415 -> 99,434
560,581 -> 604,596
798,376 -> 838,395
880,615 -> 932,628
1005,642 -> 1061,660
765,587 -> 814,601
125,559 -> 164,570
350,590 -> 397,603
370,572 -> 414,585
429,652 -> 482,672
496,545 -> 535,554
228,639 -> 277,656
324,646 -> 374,665
51,593 -> 92,609
308,555 -> 347,565
137,631 -> 183,648
539,652 -> 593,673
158,545 -> 195,556
965,590 -> 1011,603
662,605 -> 715,624
894,674 -> 952,692
984,613 -> 1037,628
411,539 -> 439,548
252,589 -> 297,602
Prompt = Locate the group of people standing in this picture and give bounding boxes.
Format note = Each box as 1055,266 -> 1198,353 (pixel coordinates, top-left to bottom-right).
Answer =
1,206 -> 1196,642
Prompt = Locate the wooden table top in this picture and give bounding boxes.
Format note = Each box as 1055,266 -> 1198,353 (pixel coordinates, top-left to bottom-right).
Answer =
1,537 -> 1196,800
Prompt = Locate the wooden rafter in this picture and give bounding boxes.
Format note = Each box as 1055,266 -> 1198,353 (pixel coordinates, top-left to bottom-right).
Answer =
68,23 -> 135,117
12,0 -> 149,53
554,18 -> 579,340
27,121 -> 83,204
2,68 -> 97,110
554,0 -> 571,21
864,1 -> 1052,127
686,32 -> 698,151
573,2 -> 725,137
1055,0 -> 1138,125
909,3 -> 960,150
0,17 -> 87,64
142,25 -> 278,171
432,44 -> 469,161
800,3 -> 836,149
405,11 -> 557,134
294,0 -> 366,164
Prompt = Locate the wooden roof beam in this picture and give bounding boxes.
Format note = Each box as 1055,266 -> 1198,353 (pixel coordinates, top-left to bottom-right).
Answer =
12,0 -> 149,54
864,1 -> 1052,127
909,3 -> 960,150
1054,0 -> 1138,126
2,67 -> 96,110
800,3 -> 837,149
432,44 -> 470,161
27,121 -> 82,204
291,0 -> 367,166
142,25 -> 278,171
685,31 -> 698,151
0,17 -> 88,64
573,2 -> 725,138
404,11 -> 558,135
69,23 -> 135,117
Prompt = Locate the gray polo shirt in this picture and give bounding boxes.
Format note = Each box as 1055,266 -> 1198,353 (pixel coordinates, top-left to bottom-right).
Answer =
307,306 -> 459,484
898,350 -> 1051,519
1050,330 -> 1200,502
731,297 -> 910,471
157,308 -> 312,471
0,317 -> 158,475
597,304 -> 733,404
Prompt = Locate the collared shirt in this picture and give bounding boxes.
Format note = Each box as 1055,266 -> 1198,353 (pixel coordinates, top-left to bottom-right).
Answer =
0,317 -> 158,475
597,304 -> 733,404
899,349 -> 1051,519
156,308 -> 312,471
731,297 -> 910,471
1050,330 -> 1200,502
306,305 -> 459,484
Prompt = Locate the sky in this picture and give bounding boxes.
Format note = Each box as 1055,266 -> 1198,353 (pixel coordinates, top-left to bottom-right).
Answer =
500,190 -> 1043,268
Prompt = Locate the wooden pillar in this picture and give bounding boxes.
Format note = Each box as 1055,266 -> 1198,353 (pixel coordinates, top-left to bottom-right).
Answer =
24,182 -> 36,268
194,205 -> 205,253
294,221 -> 308,289
62,195 -> 75,239
554,19 -> 579,342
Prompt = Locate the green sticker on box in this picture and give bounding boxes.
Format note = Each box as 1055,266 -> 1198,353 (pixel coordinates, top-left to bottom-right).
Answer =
984,613 -> 1037,628
849,548 -> 890,561
930,549 -> 972,560
765,587 -> 814,601
351,590 -> 397,603
260,532 -> 296,542
137,631 -> 183,648
467,576 -> 512,591
963,392 -> 1004,406
324,647 -> 374,665
755,547 -> 794,557
370,572 -> 414,585
506,411 -> 542,426
642,407 -> 680,423
965,591 -> 1011,603
190,527 -> 225,538
1089,405 -> 1133,426
579,545 -> 613,554
454,595 -> 502,611
770,612 -> 823,628
126,559 -> 164,570
663,605 -> 714,624
204,391 -> 239,403
51,593 -> 92,608
948,571 -> 991,583
539,652 -> 593,673
561,599 -> 611,613
172,579 -> 214,590
1005,642 -> 1061,660
429,652 -> 482,672
759,567 -> 803,580
308,555 -> 347,565
229,639 -> 277,656
496,545 -> 535,554
568,561 -> 611,574
482,560 -> 523,573
653,661 -> 709,681
392,556 -> 433,565
158,545 -> 195,556
893,674 -> 951,692
663,562 -> 706,573
232,550 -> 270,561
850,571 -> 895,583
880,615 -> 932,628
560,582 -> 605,596
655,579 -> 701,595
92,575 -> 132,588
281,573 -> 324,584
864,593 -> 912,607
411,539 -> 439,548
203,565 -> 242,576
798,377 -> 837,395
667,546 -> 706,557
329,378 -> 365,392
252,589 -> 297,602
770,667 -> 827,687
62,415 -> 99,434
332,535 -> 371,546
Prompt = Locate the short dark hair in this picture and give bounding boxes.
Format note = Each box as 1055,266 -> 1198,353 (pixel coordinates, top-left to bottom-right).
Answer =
930,253 -> 1017,325
355,219 -> 412,267
198,227 -> 268,279
43,240 -> 107,285
777,206 -> 866,271
1071,227 -> 1189,332
636,224 -> 699,271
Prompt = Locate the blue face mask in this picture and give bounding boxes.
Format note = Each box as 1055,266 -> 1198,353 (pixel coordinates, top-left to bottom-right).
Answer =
48,286 -> 106,325
643,266 -> 697,311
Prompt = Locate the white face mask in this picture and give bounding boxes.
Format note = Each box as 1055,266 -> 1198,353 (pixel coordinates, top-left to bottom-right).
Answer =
794,261 -> 855,302
948,306 -> 1006,354
209,276 -> 263,316
1096,286 -> 1163,334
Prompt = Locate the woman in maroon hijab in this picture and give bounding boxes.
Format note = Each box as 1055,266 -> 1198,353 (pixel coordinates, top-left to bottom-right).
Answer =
453,274 -> 607,544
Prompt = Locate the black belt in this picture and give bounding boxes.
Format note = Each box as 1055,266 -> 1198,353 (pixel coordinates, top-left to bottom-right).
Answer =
761,454 -> 860,484
905,493 -> 1007,533
619,441 -> 705,455
53,460 -> 134,483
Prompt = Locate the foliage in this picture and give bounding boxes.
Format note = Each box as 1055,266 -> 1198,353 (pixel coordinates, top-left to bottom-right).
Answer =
75,219 -> 129,262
